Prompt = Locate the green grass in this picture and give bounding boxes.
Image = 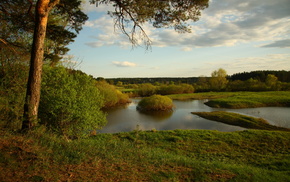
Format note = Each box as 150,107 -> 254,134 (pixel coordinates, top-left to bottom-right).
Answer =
192,111 -> 290,131
168,92 -> 235,100
169,91 -> 290,108
1,128 -> 290,181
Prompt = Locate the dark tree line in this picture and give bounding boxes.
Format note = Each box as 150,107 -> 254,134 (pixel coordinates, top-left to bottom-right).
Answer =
229,70 -> 290,83
104,77 -> 199,85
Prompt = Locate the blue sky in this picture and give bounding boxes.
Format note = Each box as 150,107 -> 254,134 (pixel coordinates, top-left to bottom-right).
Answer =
68,0 -> 290,78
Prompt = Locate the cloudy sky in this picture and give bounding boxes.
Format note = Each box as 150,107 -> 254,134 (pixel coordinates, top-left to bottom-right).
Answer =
68,0 -> 290,78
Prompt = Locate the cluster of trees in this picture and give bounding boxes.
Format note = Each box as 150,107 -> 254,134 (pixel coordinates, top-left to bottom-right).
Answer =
1,0 -> 209,136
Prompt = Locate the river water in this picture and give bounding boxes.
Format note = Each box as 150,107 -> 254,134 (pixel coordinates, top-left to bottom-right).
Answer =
99,99 -> 290,133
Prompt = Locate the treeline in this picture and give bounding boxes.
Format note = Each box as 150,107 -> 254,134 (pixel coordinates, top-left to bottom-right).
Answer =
113,69 -> 290,95
104,70 -> 290,86
104,77 -> 199,85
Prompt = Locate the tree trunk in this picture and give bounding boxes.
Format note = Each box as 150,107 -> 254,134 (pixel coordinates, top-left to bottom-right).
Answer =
22,0 -> 50,130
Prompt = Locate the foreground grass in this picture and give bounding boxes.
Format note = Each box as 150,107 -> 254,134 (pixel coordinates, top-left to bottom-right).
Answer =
169,91 -> 290,108
192,111 -> 290,132
1,128 -> 290,181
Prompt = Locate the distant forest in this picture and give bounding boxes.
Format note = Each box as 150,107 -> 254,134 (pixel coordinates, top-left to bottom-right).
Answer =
104,70 -> 290,85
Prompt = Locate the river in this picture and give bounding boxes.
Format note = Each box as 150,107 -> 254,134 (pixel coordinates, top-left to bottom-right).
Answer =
99,99 -> 290,133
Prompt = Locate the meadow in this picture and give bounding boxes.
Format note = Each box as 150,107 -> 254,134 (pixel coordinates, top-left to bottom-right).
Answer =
1,128 -> 289,181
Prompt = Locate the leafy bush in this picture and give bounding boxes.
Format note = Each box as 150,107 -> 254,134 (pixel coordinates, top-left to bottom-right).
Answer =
39,66 -> 107,138
137,95 -> 174,111
0,57 -> 28,130
95,81 -> 130,108
137,83 -> 156,97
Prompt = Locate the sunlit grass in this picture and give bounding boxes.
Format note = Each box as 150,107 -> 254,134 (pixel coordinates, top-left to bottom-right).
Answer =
1,128 -> 290,181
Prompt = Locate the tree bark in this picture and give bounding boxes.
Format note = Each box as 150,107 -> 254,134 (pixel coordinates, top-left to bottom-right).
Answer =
22,0 -> 50,130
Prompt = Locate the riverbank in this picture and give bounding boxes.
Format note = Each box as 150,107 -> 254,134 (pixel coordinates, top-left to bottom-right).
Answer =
192,111 -> 290,131
169,91 -> 290,108
1,128 -> 289,181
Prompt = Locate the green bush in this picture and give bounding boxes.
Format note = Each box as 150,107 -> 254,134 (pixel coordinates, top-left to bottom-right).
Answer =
95,81 -> 130,108
137,95 -> 174,111
0,57 -> 28,130
137,83 -> 156,97
39,66 -> 107,138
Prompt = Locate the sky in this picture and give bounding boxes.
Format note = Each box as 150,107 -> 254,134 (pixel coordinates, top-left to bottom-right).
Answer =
68,0 -> 290,78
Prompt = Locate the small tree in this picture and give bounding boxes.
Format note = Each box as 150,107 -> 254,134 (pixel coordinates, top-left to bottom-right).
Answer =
266,74 -> 278,90
209,68 -> 228,91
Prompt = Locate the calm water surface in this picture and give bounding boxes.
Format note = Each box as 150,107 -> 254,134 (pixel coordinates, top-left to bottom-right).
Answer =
99,99 -> 290,133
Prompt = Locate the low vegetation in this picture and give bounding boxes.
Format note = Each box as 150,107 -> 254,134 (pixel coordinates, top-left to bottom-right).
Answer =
1,129 -> 289,181
204,91 -> 290,108
192,111 -> 290,131
168,91 -> 290,108
137,95 -> 174,111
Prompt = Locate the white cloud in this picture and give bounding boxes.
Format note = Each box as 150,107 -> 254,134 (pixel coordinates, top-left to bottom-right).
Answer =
112,61 -> 137,67
83,0 -> 290,49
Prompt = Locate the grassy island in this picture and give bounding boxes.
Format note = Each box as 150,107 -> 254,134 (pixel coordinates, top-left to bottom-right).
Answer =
137,95 -> 174,111
192,111 -> 290,132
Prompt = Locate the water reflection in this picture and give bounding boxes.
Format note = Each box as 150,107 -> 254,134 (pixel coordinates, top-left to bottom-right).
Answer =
138,110 -> 173,122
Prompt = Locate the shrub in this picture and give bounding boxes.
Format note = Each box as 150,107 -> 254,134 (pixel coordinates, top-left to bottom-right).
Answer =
0,59 -> 28,130
137,83 -> 156,97
95,81 -> 130,108
137,95 -> 174,111
39,66 -> 107,138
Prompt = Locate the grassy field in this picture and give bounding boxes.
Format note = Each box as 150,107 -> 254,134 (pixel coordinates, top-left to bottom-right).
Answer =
169,91 -> 290,108
192,111 -> 290,132
1,128 -> 290,181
